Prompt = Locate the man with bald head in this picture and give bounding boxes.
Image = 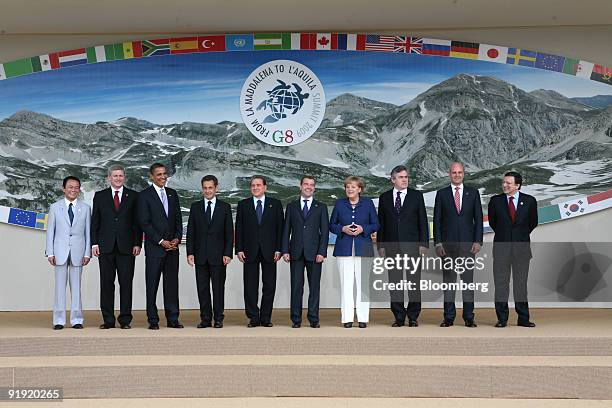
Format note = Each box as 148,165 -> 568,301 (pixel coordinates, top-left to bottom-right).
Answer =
433,162 -> 483,328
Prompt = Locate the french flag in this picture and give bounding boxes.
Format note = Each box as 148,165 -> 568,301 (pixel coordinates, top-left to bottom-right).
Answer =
337,34 -> 366,51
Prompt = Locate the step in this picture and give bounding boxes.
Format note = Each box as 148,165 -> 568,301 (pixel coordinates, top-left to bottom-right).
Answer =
1,355 -> 611,399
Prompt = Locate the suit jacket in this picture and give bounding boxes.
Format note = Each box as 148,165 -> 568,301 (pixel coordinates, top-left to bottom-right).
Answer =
377,188 -> 429,254
137,185 -> 183,258
330,197 -> 379,257
281,198 -> 329,261
235,196 -> 284,263
487,192 -> 538,259
433,185 -> 483,251
91,187 -> 142,254
186,198 -> 233,265
46,199 -> 91,266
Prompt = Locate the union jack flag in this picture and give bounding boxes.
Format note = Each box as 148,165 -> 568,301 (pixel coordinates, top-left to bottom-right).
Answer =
365,35 -> 403,52
406,37 -> 423,54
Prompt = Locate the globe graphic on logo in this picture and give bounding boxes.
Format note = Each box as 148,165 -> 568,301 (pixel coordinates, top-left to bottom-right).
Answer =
257,80 -> 309,123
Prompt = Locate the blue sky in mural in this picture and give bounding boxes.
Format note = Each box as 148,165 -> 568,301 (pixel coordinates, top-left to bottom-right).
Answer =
0,50 -> 610,124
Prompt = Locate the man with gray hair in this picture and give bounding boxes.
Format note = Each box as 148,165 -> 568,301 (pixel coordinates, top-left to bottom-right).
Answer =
91,164 -> 142,329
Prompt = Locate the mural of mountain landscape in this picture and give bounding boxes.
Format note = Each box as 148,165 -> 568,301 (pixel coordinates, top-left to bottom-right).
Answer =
0,51 -> 610,220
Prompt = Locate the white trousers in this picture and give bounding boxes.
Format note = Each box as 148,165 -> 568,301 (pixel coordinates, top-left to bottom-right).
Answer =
337,256 -> 370,323
53,262 -> 83,326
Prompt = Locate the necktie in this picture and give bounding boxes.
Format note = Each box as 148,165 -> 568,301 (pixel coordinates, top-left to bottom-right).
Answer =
160,188 -> 168,216
114,190 -> 120,211
256,199 -> 263,225
205,200 -> 212,222
454,187 -> 461,214
68,203 -> 74,225
303,199 -> 309,218
508,196 -> 517,223
395,191 -> 402,214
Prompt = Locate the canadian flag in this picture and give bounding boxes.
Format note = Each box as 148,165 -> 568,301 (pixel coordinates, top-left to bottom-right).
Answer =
477,44 -> 508,64
316,33 -> 337,50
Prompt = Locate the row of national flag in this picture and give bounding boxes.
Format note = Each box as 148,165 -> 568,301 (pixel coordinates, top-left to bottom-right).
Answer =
0,33 -> 610,85
2,189 -> 611,233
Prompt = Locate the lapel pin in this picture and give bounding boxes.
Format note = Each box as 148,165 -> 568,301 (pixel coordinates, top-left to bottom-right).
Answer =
269,204 -> 272,208
520,202 -> 524,206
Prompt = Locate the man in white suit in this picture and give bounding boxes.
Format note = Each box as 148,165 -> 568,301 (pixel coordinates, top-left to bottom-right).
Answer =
46,176 -> 91,330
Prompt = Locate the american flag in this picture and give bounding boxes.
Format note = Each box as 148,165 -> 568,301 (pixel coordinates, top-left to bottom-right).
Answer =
365,35 -> 400,52
406,37 -> 423,54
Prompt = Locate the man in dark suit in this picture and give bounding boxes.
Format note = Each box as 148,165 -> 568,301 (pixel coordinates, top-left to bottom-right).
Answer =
186,175 -> 233,329
488,171 -> 538,328
433,162 -> 483,328
235,175 -> 284,327
91,164 -> 142,330
377,165 -> 429,327
137,163 -> 183,330
281,176 -> 329,328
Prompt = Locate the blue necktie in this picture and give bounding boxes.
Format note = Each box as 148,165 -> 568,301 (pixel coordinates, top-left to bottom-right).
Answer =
395,191 -> 402,214
68,203 -> 74,225
303,199 -> 309,218
256,199 -> 263,225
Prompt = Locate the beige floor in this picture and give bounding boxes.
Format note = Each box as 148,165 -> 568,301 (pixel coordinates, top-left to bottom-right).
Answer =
10,398 -> 612,408
1,308 -> 611,338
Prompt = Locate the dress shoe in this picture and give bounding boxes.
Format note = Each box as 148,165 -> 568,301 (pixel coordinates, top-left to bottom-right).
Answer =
99,323 -> 115,329
310,322 -> 320,328
120,324 -> 131,329
261,322 -> 273,327
72,324 -> 83,329
197,322 -> 212,329
358,322 -> 367,328
494,321 -> 507,328
391,321 -> 404,327
517,320 -> 536,328
464,320 -> 477,328
167,321 -> 184,329
53,324 -> 64,330
214,321 -> 223,329
148,323 -> 160,330
292,322 -> 301,328
408,320 -> 419,327
439,320 -> 454,327
247,321 -> 260,328
343,322 -> 353,328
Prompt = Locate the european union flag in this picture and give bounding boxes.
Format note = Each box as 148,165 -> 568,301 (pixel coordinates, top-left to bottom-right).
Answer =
535,52 -> 565,72
226,34 -> 254,51
8,208 -> 37,228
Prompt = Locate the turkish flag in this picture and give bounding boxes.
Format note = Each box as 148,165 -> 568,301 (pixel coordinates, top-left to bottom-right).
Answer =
198,35 -> 226,52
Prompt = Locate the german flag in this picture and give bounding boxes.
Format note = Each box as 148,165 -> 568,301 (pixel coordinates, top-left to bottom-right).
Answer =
450,41 -> 479,60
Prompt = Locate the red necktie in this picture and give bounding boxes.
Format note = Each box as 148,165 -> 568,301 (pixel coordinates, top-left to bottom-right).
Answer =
114,190 -> 120,211
454,187 -> 461,214
508,196 -> 516,223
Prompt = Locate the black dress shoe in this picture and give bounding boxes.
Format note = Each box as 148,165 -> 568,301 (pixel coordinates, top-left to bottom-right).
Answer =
149,323 -> 160,330
343,322 -> 353,328
358,322 -> 367,328
440,320 -> 454,327
197,322 -> 212,329
517,320 -> 536,328
247,321 -> 260,328
310,322 -> 320,328
214,321 -> 223,328
291,322 -> 301,328
167,321 -> 184,329
494,321 -> 507,328
53,324 -> 64,330
408,320 -> 419,327
72,324 -> 83,329
464,320 -> 477,328
120,324 -> 131,329
99,323 -> 115,329
391,321 -> 404,327
261,322 -> 273,327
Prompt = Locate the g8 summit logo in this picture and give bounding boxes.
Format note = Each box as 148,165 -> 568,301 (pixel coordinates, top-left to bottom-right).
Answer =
240,60 -> 325,146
